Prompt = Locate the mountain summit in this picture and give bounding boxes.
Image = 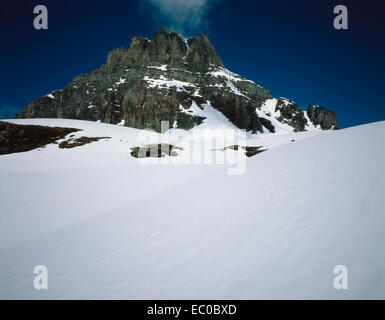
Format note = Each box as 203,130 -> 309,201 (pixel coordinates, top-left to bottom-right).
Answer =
15,29 -> 339,133
107,28 -> 224,71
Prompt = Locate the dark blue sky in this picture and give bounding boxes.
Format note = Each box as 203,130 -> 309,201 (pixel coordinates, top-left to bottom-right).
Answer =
1,0 -> 384,128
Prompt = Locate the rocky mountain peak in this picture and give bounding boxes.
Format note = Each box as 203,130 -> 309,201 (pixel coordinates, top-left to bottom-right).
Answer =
186,33 -> 224,71
14,29 -> 339,134
107,28 -> 223,71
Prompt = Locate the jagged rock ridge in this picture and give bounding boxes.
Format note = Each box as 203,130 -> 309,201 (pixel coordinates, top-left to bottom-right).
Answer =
15,28 -> 339,133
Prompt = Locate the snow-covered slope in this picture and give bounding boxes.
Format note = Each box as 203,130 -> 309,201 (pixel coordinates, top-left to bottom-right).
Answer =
0,119 -> 384,299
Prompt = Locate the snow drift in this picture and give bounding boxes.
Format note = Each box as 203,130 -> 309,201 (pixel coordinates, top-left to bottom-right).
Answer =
0,119 -> 384,299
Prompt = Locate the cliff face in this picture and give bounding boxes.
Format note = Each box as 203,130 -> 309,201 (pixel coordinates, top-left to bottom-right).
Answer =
15,29 -> 339,133
307,104 -> 339,130
107,30 -> 224,71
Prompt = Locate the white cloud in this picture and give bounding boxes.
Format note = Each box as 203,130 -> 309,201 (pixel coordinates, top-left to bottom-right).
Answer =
140,0 -> 220,36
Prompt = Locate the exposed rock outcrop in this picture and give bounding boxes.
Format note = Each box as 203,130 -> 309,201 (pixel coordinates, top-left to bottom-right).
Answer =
130,143 -> 182,158
307,105 -> 339,130
0,121 -> 79,155
58,136 -> 110,149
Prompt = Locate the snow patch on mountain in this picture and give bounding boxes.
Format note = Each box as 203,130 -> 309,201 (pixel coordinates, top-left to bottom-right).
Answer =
114,78 -> 126,86
257,98 -> 296,134
144,76 -> 197,92
207,67 -> 255,84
